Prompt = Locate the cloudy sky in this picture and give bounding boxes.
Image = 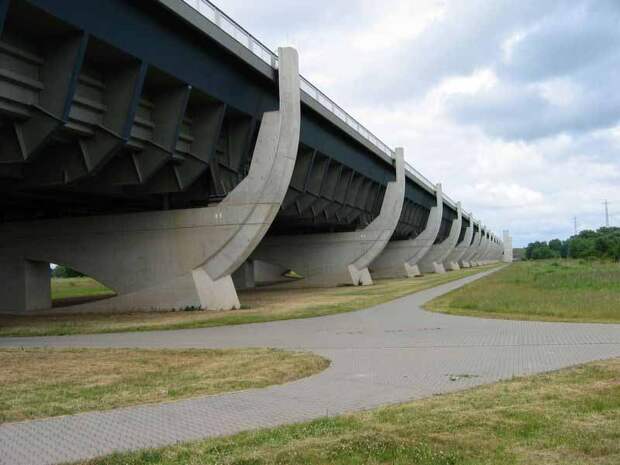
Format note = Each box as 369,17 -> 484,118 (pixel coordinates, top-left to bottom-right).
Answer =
218,0 -> 620,246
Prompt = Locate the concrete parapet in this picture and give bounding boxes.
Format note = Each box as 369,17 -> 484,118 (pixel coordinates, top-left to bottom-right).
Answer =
369,183 -> 444,279
251,149 -> 406,287
0,47 -> 301,313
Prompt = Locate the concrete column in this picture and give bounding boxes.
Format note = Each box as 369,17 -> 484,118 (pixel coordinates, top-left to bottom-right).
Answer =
418,202 -> 463,274
370,183 -> 444,278
0,258 -> 51,312
459,221 -> 480,268
252,148 -> 405,287
0,47 -> 301,313
231,261 -> 255,290
503,230 -> 513,263
444,215 -> 474,271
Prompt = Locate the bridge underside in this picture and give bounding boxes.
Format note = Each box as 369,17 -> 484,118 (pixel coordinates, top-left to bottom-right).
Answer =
0,0 -> 501,314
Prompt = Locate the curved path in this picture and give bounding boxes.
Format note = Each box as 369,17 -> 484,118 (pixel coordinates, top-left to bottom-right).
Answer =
1,268 -> 619,465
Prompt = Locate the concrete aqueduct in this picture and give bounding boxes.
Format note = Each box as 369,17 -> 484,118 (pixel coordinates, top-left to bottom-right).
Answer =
0,0 -> 511,313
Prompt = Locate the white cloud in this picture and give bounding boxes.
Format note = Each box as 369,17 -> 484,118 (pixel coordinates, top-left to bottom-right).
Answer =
216,0 -> 620,246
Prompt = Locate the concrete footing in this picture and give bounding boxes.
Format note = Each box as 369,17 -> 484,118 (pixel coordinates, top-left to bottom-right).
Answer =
0,47 -> 301,313
251,149 -> 406,287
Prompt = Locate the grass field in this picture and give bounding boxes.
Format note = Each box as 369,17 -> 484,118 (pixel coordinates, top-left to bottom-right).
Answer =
52,277 -> 115,306
79,358 -> 620,465
0,265 -> 499,337
427,259 -> 620,323
0,348 -> 328,423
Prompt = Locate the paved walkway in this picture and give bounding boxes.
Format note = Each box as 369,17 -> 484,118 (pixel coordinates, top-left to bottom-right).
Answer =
1,268 -> 620,465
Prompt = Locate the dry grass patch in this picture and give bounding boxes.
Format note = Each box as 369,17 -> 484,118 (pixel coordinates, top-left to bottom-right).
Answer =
0,348 -> 329,423
80,358 -> 620,465
0,265 -> 499,337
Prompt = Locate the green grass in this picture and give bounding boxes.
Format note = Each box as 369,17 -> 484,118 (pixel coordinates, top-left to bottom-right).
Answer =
426,259 -> 620,323
52,277 -> 115,302
0,265 -> 500,337
0,348 -> 329,423
78,358 -> 620,465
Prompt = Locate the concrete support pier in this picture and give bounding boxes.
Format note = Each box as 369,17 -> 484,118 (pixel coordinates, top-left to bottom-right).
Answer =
444,216 -> 474,271
459,222 -> 481,268
251,149 -> 406,287
370,184 -> 444,279
0,47 -> 301,313
418,203 -> 463,274
503,230 -> 513,263
471,230 -> 490,267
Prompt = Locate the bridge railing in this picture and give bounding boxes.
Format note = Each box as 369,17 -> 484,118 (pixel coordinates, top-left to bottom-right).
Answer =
181,0 -> 459,207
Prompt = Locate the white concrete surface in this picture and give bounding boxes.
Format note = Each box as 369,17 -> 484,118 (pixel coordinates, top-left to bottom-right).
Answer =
251,149 -> 406,287
370,184 -> 444,278
0,47 -> 301,313
418,203 -> 463,274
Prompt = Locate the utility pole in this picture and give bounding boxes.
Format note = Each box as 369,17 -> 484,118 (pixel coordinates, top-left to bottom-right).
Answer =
573,216 -> 578,235
603,200 -> 610,227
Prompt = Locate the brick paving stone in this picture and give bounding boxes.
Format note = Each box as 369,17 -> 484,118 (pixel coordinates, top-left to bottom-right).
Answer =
1,268 -> 619,465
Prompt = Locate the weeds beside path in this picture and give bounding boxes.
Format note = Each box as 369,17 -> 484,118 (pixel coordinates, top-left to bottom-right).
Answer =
427,259 -> 620,323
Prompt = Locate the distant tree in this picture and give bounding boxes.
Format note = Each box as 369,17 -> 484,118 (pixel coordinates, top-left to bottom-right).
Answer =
565,227 -> 620,260
525,241 -> 559,260
560,240 -> 570,258
51,265 -> 84,278
569,237 -> 597,259
548,239 -> 563,255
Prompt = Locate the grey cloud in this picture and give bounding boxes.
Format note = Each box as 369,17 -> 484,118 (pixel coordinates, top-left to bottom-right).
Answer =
499,1 -> 620,82
350,0 -> 564,103
446,73 -> 620,140
445,0 -> 620,141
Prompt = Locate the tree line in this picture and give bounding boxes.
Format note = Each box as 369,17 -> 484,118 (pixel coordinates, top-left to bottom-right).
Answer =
525,227 -> 620,261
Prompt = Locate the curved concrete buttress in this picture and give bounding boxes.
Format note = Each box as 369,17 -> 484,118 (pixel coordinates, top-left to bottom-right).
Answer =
469,231 -> 485,267
482,237 -> 493,264
456,219 -> 476,267
251,148 -> 405,287
489,235 -> 498,263
491,236 -> 502,263
472,230 -> 490,267
459,221 -> 481,268
370,183 -> 444,279
0,47 -> 301,313
484,234 -> 496,264
445,216 -> 474,271
418,202 -> 463,274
